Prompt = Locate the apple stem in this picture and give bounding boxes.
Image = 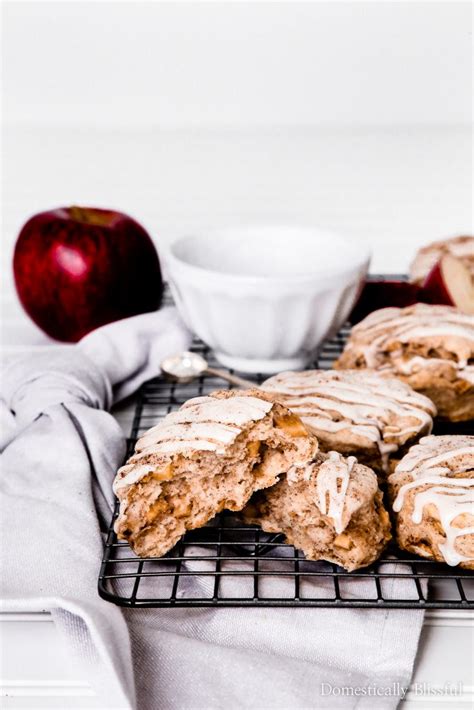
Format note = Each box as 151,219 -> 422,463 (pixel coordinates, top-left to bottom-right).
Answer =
69,206 -> 92,224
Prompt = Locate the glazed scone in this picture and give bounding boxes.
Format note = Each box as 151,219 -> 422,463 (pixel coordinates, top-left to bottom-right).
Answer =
261,369 -> 435,476
114,389 -> 318,557
410,235 -> 474,284
243,451 -> 391,571
388,435 -> 474,569
335,304 -> 474,422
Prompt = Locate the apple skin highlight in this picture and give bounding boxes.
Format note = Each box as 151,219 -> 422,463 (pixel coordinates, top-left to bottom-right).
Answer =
420,259 -> 455,308
13,207 -> 164,342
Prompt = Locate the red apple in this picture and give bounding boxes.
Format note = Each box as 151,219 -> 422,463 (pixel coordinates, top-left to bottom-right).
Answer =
349,279 -> 421,324
13,206 -> 163,341
420,254 -> 474,314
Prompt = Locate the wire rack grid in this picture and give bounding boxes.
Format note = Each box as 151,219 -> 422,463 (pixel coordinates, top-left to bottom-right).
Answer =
99,290 -> 474,610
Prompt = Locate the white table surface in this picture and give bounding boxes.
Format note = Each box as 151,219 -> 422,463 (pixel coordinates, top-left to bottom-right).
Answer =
1,125 -> 473,709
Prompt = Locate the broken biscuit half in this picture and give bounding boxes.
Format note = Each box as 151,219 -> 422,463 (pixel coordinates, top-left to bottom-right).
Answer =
113,389 -> 318,557
243,450 -> 391,571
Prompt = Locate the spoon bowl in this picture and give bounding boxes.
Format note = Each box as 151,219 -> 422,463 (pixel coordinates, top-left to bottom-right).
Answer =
161,351 -> 208,384
161,351 -> 256,389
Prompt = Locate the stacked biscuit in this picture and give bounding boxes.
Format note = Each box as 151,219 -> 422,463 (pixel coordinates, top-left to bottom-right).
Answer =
114,245 -> 474,571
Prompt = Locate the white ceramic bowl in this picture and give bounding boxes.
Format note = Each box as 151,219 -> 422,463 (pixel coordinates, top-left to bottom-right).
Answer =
164,226 -> 370,373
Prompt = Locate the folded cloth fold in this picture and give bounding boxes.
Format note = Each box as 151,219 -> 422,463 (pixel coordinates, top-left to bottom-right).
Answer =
1,306 -> 425,710
1,308 -> 192,449
1,307 -> 192,709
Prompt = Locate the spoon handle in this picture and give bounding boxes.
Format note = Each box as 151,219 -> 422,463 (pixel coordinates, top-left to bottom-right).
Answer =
204,367 -> 257,389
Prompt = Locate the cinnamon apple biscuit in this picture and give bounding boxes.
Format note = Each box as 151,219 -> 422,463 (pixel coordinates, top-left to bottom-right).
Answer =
261,369 -> 435,475
410,235 -> 474,284
113,389 -> 318,557
243,451 -> 391,571
388,435 -> 474,568
335,303 -> 474,421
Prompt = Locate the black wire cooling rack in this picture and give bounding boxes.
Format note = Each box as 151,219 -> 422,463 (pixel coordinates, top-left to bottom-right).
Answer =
99,287 -> 474,610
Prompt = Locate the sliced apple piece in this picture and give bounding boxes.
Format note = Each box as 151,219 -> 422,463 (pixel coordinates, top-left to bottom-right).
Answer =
420,254 -> 474,314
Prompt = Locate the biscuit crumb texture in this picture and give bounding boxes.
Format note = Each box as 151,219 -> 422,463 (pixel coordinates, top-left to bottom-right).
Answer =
243,451 -> 391,571
113,389 -> 318,557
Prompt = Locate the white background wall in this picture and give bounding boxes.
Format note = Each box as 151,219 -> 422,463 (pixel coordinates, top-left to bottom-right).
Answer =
2,1 -> 473,349
4,1 -> 472,128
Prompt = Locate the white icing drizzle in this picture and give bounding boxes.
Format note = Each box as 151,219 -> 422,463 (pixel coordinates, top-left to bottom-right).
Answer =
180,395 -> 218,409
458,367 -> 474,385
166,395 -> 272,425
262,369 -> 434,470
390,435 -> 474,566
135,421 -> 242,453
396,355 -> 448,375
343,304 -> 474,383
316,451 -> 356,533
136,439 -> 226,455
131,395 -> 272,458
114,394 -> 273,490
113,464 -> 156,493
397,325 -> 474,344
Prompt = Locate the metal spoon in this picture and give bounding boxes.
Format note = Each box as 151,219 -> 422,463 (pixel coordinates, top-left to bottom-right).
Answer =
160,351 -> 257,389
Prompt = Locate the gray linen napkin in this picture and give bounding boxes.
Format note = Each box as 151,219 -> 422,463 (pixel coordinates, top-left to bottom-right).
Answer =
1,307 -> 425,710
1,307 -> 192,709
